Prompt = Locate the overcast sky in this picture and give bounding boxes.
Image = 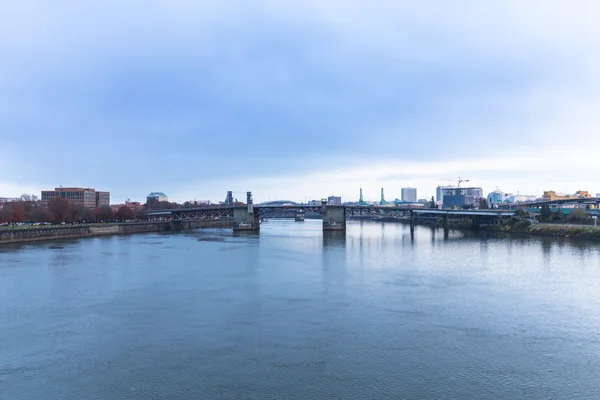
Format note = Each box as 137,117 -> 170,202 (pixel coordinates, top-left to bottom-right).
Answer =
1,1 -> 599,203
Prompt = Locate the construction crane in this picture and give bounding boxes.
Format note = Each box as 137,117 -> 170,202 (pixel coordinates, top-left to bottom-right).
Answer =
440,177 -> 470,188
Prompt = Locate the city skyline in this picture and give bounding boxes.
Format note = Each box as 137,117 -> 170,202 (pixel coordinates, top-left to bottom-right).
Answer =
1,1 -> 599,203
4,184 -> 598,207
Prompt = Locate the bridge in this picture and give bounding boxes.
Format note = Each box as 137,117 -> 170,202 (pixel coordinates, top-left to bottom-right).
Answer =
146,192 -> 516,233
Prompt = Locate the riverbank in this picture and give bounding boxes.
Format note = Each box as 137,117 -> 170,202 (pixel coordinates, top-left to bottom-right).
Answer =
0,220 -> 232,245
370,217 -> 600,242
492,220 -> 600,241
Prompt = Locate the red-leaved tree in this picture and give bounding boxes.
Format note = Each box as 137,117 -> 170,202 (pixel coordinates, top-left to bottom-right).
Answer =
48,197 -> 72,223
95,206 -> 114,222
117,206 -> 134,221
0,203 -> 26,223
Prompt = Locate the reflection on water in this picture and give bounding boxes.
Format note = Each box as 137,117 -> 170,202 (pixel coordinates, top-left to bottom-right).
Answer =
322,231 -> 346,248
1,220 -> 600,399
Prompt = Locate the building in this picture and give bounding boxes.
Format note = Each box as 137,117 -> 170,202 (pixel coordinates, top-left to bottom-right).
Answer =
442,187 -> 483,208
597,193 -> 600,199
436,185 -> 455,202
147,192 -> 168,204
0,197 -> 20,205
510,194 -> 538,203
393,200 -> 425,208
110,200 -> 143,213
41,187 -> 110,209
487,188 -> 512,205
401,188 -> 417,203
96,191 -> 110,208
327,196 -> 342,205
542,190 -> 592,201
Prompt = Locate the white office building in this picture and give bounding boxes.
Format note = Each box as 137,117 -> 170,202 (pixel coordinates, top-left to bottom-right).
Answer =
510,194 -> 538,203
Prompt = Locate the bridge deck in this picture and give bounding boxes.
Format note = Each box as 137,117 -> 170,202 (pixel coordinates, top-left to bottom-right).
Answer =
147,205 -> 515,218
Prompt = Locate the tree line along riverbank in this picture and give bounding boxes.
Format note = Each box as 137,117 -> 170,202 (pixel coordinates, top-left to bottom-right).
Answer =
492,219 -> 600,241
443,217 -> 600,241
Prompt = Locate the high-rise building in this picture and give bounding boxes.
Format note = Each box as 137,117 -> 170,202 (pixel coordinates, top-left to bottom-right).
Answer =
436,185 -> 455,202
401,188 -> 417,203
41,187 -> 110,209
442,187 -> 483,208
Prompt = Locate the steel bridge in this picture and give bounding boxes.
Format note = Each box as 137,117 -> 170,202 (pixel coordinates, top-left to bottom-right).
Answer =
147,205 -> 515,221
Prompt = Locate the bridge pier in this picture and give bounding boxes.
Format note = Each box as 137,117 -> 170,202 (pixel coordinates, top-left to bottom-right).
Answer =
321,202 -> 346,231
233,192 -> 260,232
170,220 -> 182,231
295,210 -> 305,222
472,215 -> 480,230
233,207 -> 260,231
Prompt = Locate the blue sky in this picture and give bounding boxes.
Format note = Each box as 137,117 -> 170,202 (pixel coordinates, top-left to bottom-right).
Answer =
1,1 -> 599,203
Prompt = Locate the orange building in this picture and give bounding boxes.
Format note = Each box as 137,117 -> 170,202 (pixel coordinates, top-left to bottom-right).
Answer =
542,190 -> 592,201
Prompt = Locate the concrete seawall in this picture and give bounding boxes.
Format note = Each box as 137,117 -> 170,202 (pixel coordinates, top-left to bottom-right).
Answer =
0,220 -> 232,245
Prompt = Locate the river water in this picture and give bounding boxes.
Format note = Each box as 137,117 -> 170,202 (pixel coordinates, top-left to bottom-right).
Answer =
1,220 -> 600,399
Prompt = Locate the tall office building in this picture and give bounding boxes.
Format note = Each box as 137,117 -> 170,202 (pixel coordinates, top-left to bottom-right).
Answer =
41,187 -> 110,209
442,187 -> 483,208
401,188 -> 417,203
436,185 -> 455,202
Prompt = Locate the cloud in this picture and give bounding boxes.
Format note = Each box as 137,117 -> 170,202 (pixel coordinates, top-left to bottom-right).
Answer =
1,1 -> 599,202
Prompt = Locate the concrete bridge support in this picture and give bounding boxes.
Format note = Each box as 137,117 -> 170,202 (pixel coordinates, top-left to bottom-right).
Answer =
233,207 -> 260,231
233,192 -> 259,231
295,210 -> 305,222
171,220 -> 182,231
322,203 -> 346,231
472,215 -> 481,230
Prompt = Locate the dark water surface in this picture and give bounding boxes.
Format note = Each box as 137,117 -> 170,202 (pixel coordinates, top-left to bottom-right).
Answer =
2,220 -> 600,399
